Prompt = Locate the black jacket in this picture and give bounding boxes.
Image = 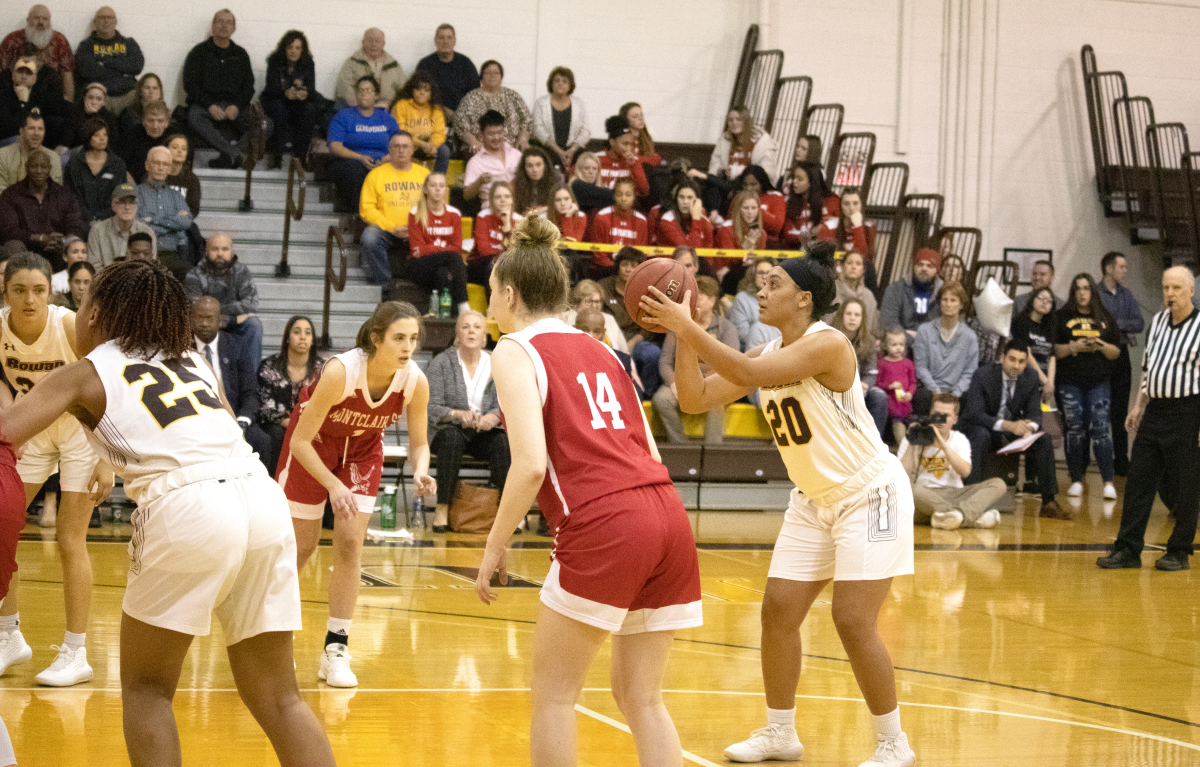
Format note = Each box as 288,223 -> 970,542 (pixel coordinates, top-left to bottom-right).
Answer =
208,330 -> 259,422
74,31 -> 145,97
183,38 -> 255,109
0,69 -> 74,143
961,362 -> 1044,432
261,57 -> 317,103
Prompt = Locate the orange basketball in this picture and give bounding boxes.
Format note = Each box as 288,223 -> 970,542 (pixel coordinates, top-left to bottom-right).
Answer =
623,258 -> 699,333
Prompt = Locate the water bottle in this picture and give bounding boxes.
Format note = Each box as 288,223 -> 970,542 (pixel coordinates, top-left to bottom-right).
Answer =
438,286 -> 452,319
412,494 -> 425,529
379,485 -> 397,530
428,289 -> 439,317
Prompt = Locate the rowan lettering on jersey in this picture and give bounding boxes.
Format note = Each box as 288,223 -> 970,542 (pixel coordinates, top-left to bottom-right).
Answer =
6,358 -> 64,373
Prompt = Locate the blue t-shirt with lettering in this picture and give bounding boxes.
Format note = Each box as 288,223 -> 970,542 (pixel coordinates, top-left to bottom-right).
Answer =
327,107 -> 400,161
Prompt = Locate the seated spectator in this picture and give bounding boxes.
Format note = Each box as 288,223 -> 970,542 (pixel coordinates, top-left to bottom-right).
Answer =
50,235 -> 87,293
653,275 -> 737,444
780,163 -> 838,248
326,75 -> 399,213
65,117 -> 130,222
123,230 -> 154,261
359,133 -> 431,293
568,151 -> 613,214
87,182 -> 154,265
726,166 -> 784,236
76,83 -> 117,144
462,110 -> 520,209
584,178 -> 647,279
898,393 -> 1006,529
0,112 -> 63,193
818,188 -> 877,287
415,24 -> 477,121
190,295 -> 271,463
116,98 -> 169,182
467,180 -> 519,289
426,311 -> 512,534
183,10 -> 258,169
548,185 -> 586,242
672,245 -> 700,279
726,256 -> 780,352
776,133 -> 820,189
1012,259 -> 1063,315
53,258 -> 93,311
335,28 -> 404,108
115,72 -> 162,141
532,66 -> 589,171
961,341 -> 1065,519
575,307 -> 642,398
405,172 -> 469,312
513,145 -> 558,217
1010,285 -> 1057,404
390,72 -> 449,174
600,247 -> 663,396
164,133 -> 200,217
454,60 -> 531,152
832,298 -> 888,436
1,6 -> 74,100
619,102 -> 662,167
0,149 -> 87,270
261,30 -> 321,168
256,314 -> 324,475
829,250 -> 878,333
939,253 -> 965,287
0,52 -> 72,149
595,115 -> 650,197
564,279 -> 628,353
914,281 -> 978,413
880,247 -> 942,345
136,146 -> 193,280
689,107 -> 779,211
714,191 -> 768,291
184,232 -> 262,374
877,327 -> 916,444
657,180 -> 713,249
73,7 -> 144,114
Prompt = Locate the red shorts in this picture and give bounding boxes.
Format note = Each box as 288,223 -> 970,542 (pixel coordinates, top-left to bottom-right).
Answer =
276,430 -> 384,519
541,483 -> 703,634
0,444 -> 24,601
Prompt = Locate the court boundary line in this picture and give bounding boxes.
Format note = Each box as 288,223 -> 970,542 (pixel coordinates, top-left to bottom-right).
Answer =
573,704 -> 723,767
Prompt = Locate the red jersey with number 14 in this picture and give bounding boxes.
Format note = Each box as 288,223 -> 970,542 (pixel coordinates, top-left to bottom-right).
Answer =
503,318 -> 670,530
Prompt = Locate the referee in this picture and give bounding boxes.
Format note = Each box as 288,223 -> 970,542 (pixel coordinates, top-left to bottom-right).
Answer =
1098,266 -> 1200,571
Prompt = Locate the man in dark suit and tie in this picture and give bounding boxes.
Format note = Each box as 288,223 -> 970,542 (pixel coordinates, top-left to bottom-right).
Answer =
960,340 -> 1067,519
191,296 -> 271,465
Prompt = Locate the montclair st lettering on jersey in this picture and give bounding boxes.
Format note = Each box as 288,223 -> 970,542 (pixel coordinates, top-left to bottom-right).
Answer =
6,357 -> 64,373
327,408 -> 401,430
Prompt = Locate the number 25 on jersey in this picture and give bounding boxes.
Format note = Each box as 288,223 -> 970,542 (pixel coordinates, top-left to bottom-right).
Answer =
577,372 -> 625,430
123,358 -> 224,430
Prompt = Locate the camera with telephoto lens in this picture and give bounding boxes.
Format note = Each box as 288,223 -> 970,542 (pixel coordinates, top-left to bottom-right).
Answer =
907,412 -> 948,447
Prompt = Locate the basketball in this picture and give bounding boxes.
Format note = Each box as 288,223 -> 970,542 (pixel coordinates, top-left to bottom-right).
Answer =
624,259 -> 699,333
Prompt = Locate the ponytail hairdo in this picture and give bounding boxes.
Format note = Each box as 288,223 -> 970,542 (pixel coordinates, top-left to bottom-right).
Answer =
492,216 -> 570,315
779,241 -> 839,318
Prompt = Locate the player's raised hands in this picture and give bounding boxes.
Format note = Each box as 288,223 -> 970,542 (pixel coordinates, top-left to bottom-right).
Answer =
639,287 -> 695,333
475,543 -> 508,604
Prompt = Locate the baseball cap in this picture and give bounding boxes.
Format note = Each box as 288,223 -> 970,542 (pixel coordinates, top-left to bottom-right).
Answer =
111,183 -> 137,202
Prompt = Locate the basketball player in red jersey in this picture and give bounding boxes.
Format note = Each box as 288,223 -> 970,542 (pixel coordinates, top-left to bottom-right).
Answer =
475,217 -> 702,767
278,301 -> 435,688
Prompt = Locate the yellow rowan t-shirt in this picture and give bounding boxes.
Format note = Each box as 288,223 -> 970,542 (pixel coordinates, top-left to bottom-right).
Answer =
360,162 -> 430,231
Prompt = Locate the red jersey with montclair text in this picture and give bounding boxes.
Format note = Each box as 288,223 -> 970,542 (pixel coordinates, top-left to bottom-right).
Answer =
294,348 -> 418,442
502,318 -> 670,530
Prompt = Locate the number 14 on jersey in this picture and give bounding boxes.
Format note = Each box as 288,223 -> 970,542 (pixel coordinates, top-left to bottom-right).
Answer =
576,372 -> 625,430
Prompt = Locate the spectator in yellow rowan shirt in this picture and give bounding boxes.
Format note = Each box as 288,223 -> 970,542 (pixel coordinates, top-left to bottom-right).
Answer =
359,132 -> 429,289
390,72 -> 449,174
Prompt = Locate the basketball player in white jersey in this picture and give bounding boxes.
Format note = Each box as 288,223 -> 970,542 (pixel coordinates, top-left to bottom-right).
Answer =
0,253 -> 110,687
640,242 -> 917,767
0,260 -> 335,766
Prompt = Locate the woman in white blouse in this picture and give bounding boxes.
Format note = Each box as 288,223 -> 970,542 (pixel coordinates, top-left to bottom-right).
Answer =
532,66 -> 591,171
425,311 -> 511,532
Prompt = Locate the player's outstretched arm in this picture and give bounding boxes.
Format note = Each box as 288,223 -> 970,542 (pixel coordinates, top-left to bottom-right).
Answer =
1,360 -> 105,446
675,335 -> 755,414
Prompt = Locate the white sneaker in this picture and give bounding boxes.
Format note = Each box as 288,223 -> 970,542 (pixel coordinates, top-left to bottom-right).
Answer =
930,509 -> 964,530
975,509 -> 1001,529
1068,482 -> 1084,497
1103,483 -> 1117,500
724,724 -> 803,763
859,732 -> 916,766
318,643 -> 357,688
38,493 -> 57,528
0,629 -> 32,675
35,645 -> 93,687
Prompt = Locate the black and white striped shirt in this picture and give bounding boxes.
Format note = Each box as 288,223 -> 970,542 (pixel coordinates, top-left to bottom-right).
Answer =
1141,308 -> 1200,398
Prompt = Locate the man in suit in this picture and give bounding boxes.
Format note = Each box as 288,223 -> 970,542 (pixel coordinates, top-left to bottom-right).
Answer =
961,340 -> 1067,519
191,296 -> 270,465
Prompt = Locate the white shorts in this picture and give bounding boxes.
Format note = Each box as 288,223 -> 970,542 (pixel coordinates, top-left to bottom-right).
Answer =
288,494 -> 375,521
125,458 -> 302,645
17,414 -> 97,492
768,455 -> 914,582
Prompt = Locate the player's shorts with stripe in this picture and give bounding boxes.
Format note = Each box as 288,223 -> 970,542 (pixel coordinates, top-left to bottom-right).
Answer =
124,457 -> 302,645
0,443 -> 24,602
17,414 -> 97,492
277,433 -> 382,520
769,454 -> 914,582
541,483 -> 703,635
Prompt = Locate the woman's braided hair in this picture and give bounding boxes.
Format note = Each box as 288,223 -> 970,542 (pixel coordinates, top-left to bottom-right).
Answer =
89,260 -> 193,361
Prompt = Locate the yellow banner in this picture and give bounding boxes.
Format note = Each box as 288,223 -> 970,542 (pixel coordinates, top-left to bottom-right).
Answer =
556,242 -> 840,260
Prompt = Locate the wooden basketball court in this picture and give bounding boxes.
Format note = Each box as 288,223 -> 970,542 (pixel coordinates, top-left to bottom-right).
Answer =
4,473 -> 1198,765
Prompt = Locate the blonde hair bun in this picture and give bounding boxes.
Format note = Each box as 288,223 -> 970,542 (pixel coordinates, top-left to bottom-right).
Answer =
510,216 -> 561,251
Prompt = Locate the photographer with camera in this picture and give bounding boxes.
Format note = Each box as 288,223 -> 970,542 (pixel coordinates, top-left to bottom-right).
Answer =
961,341 -> 1067,519
899,394 -> 1007,529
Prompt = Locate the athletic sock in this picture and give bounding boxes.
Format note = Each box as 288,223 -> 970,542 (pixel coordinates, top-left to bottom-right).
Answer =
0,614 -> 17,632
63,631 -> 86,650
766,707 -> 796,728
325,617 -> 352,648
871,707 -> 902,738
